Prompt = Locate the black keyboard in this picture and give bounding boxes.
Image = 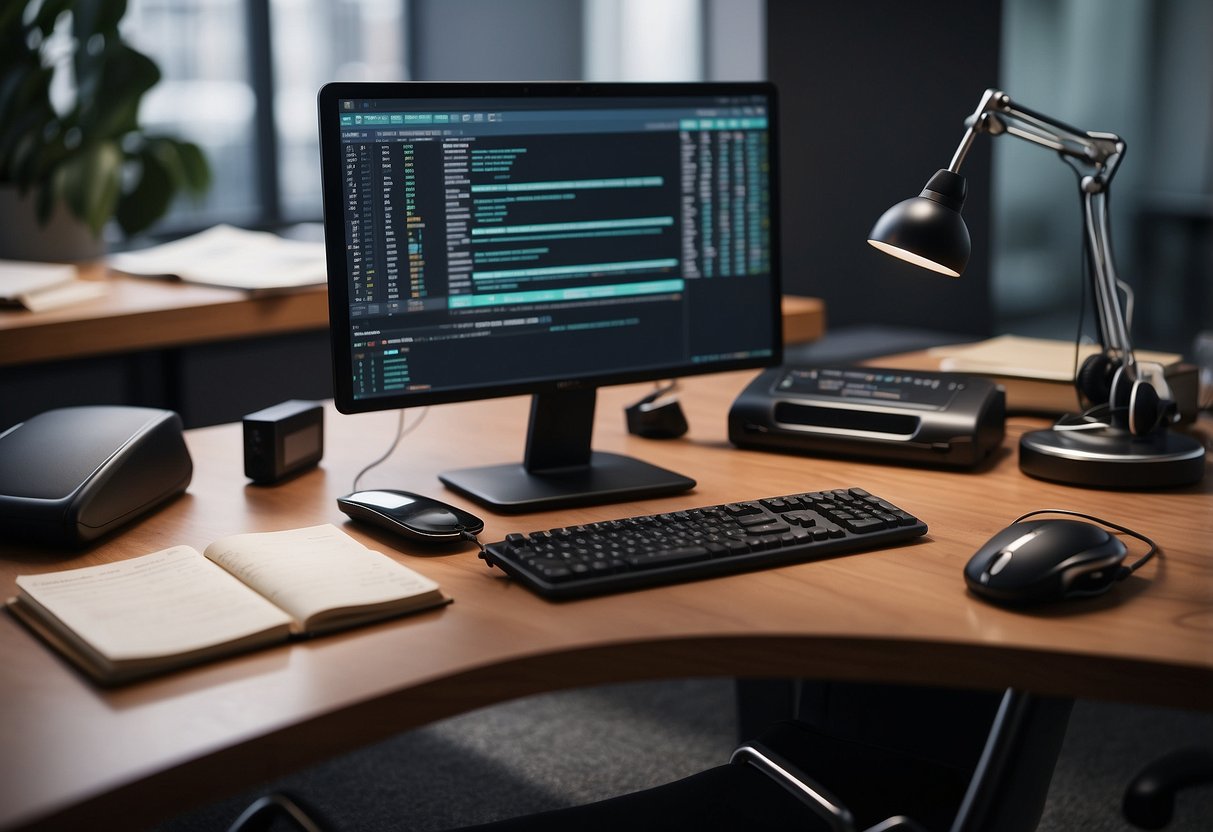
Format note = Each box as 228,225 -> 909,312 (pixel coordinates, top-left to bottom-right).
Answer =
480,487 -> 927,599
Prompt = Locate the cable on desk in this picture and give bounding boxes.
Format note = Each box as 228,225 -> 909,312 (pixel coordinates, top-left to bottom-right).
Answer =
351,407 -> 429,492
459,528 -> 485,554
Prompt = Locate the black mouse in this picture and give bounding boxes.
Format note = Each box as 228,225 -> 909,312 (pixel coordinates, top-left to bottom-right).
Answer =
337,489 -> 484,543
964,518 -> 1129,604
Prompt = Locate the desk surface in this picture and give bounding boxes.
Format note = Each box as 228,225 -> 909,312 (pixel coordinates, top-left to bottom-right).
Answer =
1,369 -> 1210,830
0,266 -> 330,367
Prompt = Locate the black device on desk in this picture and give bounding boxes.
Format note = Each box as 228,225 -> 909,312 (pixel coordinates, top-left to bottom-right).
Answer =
0,406 -> 192,546
964,509 -> 1158,606
480,486 -> 926,599
338,489 -> 484,543
965,518 -> 1128,604
243,400 -> 324,484
729,366 -> 1005,468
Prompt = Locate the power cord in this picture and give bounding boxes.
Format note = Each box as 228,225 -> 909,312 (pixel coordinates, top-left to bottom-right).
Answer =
1012,509 -> 1159,575
351,407 -> 429,492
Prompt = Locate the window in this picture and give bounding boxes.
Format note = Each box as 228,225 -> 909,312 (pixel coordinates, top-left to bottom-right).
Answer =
994,0 -> 1213,353
121,0 -> 406,233
271,0 -> 407,220
123,0 -> 258,229
116,0 -> 760,238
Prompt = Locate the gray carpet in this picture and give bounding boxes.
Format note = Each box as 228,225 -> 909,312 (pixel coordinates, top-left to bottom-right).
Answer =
155,679 -> 1212,832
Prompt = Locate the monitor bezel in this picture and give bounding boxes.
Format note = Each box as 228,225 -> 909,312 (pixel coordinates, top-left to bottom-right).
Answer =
317,80 -> 784,416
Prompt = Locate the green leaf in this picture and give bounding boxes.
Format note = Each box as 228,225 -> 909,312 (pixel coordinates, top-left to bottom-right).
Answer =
116,144 -> 173,235
60,141 -> 123,234
78,44 -> 159,139
0,66 -> 38,123
70,0 -> 127,40
0,104 -> 53,181
0,4 -> 23,33
0,65 -> 54,132
174,140 -> 212,193
145,136 -> 212,194
38,164 -> 68,224
4,120 -> 63,186
70,0 -> 128,89
29,0 -> 76,37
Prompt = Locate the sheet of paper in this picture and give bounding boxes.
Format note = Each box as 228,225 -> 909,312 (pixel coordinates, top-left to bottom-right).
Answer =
930,335 -> 1182,381
0,260 -> 103,311
0,260 -> 77,297
14,279 -> 108,311
107,224 -> 327,291
203,524 -> 440,626
15,546 -> 293,662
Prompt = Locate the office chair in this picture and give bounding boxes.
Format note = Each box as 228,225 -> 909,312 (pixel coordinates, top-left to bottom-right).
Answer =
228,687 -> 1072,832
1122,747 -> 1213,829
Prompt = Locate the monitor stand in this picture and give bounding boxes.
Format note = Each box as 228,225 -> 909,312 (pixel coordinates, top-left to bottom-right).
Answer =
439,388 -> 695,513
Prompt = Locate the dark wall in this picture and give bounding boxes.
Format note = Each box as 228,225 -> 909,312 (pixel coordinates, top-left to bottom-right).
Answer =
767,0 -> 1002,336
410,0 -> 583,81
0,332 -> 334,431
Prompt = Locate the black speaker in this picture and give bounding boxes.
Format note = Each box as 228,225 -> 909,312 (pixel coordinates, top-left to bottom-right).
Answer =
0,406 -> 192,546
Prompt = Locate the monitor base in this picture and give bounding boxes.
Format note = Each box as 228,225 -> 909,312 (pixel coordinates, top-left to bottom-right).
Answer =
1019,427 -> 1206,489
440,451 -> 696,513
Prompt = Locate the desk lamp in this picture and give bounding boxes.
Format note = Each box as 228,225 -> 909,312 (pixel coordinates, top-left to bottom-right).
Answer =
868,88 -> 1205,489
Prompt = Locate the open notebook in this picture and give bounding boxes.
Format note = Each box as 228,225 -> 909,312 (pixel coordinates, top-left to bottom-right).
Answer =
8,524 -> 448,684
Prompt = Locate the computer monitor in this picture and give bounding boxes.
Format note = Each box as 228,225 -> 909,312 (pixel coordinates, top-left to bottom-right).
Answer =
317,82 -> 782,512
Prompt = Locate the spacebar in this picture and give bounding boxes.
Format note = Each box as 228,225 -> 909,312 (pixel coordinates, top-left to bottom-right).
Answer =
624,546 -> 710,569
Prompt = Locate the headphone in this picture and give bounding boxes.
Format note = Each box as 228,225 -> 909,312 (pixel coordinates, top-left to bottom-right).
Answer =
1074,354 -> 1177,436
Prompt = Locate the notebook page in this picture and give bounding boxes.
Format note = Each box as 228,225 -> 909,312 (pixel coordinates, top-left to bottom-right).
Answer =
202,524 -> 440,627
15,546 -> 293,662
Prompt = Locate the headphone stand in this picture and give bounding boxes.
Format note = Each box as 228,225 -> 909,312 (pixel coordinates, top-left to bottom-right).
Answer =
1019,427 -> 1206,489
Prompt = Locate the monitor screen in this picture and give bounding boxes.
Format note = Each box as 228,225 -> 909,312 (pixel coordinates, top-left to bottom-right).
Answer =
318,82 -> 782,511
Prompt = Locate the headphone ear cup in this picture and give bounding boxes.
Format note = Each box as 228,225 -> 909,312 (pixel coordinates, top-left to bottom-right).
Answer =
1108,365 -> 1133,431
1077,354 -> 1115,404
1128,380 -> 1162,436
1136,361 -> 1179,427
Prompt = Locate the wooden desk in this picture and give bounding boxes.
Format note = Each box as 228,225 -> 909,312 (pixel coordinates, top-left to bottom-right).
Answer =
1,371 -> 1209,830
0,266 -> 330,368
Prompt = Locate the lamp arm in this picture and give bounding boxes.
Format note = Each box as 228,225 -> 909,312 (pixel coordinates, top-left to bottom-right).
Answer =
949,89 -> 1123,178
1081,186 -> 1135,369
947,89 -> 1135,367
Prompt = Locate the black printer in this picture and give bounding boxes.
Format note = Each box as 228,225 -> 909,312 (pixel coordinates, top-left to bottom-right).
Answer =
728,366 -> 1005,468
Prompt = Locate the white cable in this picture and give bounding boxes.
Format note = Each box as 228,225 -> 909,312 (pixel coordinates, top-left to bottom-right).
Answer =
351,407 -> 429,492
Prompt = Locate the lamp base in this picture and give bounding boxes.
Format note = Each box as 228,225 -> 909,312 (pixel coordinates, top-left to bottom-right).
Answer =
1019,427 -> 1206,489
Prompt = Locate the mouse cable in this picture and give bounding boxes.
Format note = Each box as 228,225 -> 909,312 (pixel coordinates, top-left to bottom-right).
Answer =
351,407 -> 429,492
458,527 -> 485,554
1013,509 -> 1159,574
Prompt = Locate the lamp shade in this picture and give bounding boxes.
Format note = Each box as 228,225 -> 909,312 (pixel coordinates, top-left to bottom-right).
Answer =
868,169 -> 971,277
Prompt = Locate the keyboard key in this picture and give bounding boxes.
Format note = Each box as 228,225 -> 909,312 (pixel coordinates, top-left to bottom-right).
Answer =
625,546 -> 711,568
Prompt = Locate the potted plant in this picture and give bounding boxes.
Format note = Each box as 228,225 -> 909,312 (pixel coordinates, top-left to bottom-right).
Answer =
0,0 -> 211,260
